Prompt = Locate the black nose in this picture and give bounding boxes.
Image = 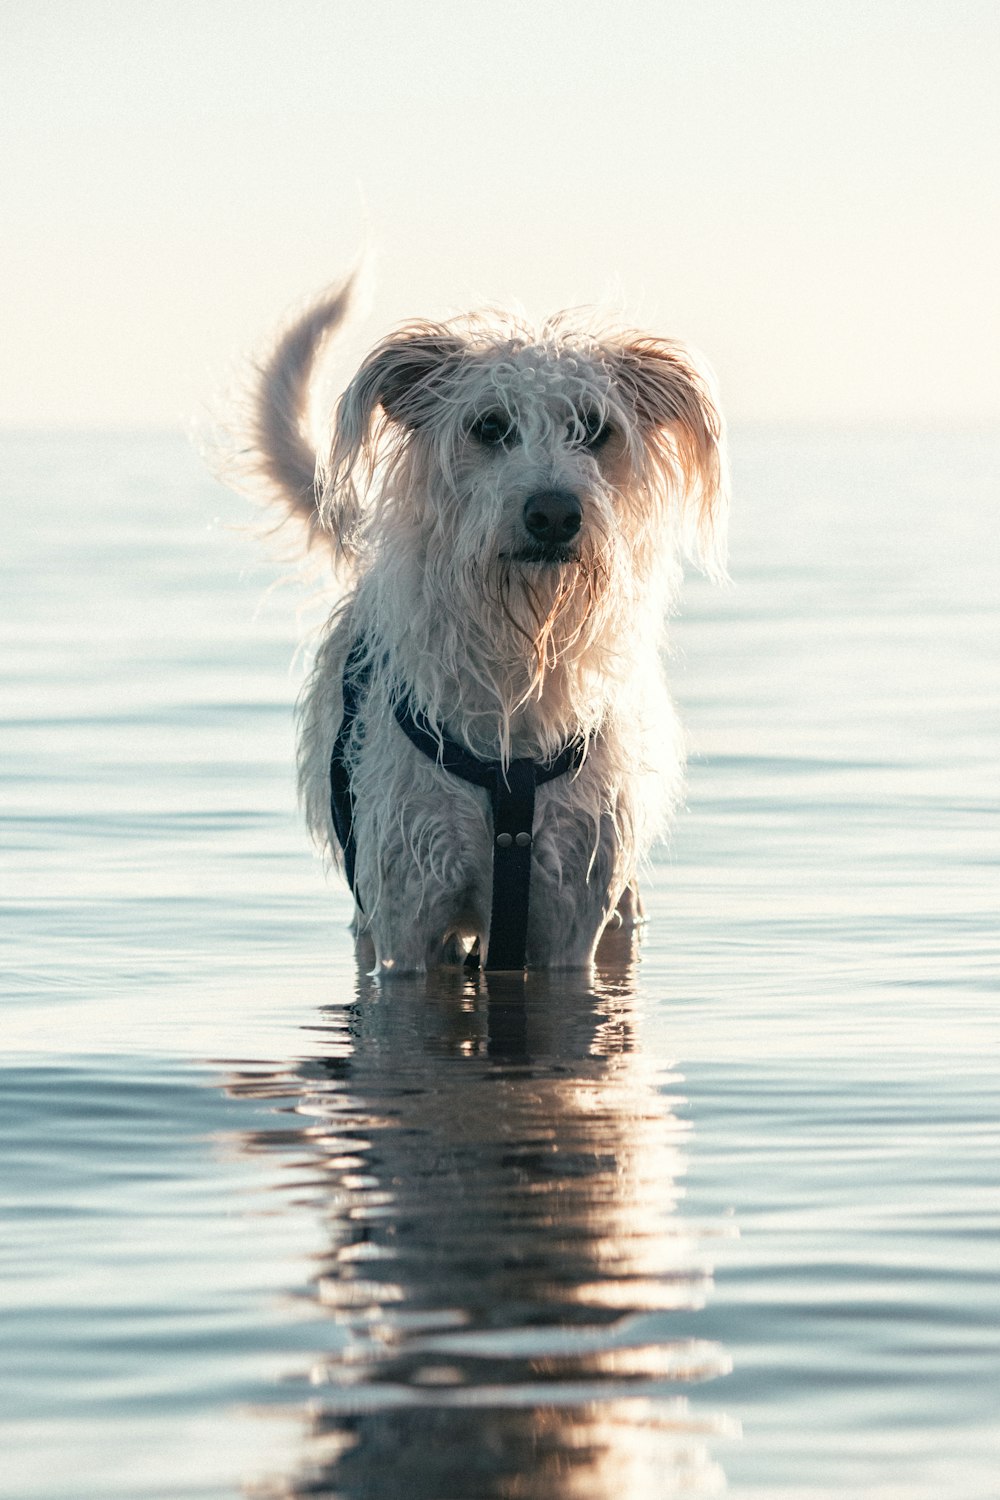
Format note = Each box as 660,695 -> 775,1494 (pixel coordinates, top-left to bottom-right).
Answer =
522,489 -> 583,545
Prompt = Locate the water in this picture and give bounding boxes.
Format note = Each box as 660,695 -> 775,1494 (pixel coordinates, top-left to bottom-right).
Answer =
1,428 -> 997,1499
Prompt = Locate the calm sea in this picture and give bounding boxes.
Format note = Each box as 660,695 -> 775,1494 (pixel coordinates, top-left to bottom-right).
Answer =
1,429 -> 997,1499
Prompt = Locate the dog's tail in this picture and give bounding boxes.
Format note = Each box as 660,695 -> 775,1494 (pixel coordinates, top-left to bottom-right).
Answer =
250,279 -> 354,536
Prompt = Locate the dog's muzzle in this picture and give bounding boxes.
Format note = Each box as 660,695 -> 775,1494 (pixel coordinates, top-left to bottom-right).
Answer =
522,489 -> 583,551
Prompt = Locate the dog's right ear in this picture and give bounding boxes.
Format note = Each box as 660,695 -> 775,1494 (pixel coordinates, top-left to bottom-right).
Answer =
318,328 -> 465,565
352,329 -> 467,429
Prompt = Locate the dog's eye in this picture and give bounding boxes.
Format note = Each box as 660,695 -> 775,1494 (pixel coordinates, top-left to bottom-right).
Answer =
469,411 -> 517,448
573,409 -> 612,451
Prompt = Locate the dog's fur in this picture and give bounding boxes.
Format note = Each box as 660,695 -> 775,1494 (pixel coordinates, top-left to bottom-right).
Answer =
244,279 -> 728,973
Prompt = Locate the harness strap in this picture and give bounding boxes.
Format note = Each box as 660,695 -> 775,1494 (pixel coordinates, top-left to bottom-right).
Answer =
328,640 -> 370,903
329,640 -> 587,972
485,757 -> 537,970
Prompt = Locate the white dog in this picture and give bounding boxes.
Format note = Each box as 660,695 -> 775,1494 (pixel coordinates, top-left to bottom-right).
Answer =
245,281 -> 727,974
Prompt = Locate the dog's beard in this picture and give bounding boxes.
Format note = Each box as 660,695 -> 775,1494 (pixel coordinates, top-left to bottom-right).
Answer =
481,549 -> 611,699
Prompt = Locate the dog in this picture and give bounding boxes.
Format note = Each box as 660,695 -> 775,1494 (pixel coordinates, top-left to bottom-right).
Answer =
243,280 -> 728,974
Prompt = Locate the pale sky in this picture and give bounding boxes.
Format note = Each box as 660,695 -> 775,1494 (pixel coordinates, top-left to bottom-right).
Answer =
3,0 -> 998,428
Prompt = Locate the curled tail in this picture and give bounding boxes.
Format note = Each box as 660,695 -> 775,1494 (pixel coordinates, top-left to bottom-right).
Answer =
251,279 -> 354,536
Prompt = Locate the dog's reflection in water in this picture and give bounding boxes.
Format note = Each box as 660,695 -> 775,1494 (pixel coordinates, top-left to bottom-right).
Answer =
229,941 -> 733,1499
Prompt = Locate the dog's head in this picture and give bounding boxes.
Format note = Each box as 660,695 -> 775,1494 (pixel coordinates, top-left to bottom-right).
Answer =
318,312 -> 727,677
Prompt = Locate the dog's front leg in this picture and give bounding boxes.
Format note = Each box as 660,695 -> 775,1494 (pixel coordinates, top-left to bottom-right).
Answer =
523,828 -> 624,969
361,871 -> 449,976
524,879 -> 618,968
355,841 -> 486,977
369,924 -> 438,976
349,742 -> 495,974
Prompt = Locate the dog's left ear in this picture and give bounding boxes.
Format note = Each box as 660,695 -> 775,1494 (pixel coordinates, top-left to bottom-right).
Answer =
615,338 -> 729,574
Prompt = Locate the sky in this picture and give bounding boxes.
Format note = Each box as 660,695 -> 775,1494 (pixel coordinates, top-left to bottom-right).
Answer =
2,0 -> 998,429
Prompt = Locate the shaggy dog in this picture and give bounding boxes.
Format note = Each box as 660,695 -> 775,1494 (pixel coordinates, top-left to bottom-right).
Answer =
244,281 -> 727,974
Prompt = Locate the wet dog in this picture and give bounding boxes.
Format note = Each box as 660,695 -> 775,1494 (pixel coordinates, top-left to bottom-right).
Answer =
244,281 -> 727,973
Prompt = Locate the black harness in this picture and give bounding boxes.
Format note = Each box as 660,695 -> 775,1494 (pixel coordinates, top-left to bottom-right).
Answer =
329,640 -> 588,971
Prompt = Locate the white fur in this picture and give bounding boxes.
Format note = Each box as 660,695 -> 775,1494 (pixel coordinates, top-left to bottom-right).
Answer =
243,278 -> 728,974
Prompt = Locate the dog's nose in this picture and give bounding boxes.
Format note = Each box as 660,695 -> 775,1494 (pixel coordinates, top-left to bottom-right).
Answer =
522,489 -> 583,545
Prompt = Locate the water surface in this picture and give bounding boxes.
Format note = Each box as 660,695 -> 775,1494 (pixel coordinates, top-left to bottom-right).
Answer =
2,429 -> 997,1497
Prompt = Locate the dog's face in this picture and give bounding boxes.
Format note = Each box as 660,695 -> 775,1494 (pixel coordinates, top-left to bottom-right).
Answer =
318,315 -> 727,671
